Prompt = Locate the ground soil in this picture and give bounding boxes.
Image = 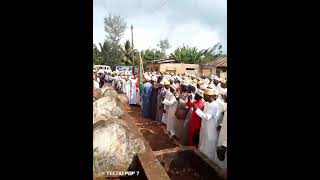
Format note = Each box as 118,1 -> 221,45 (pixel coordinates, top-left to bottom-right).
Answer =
126,104 -> 177,151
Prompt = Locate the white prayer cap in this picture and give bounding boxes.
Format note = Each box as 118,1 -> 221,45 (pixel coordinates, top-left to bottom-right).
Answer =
204,88 -> 219,96
208,84 -> 215,89
164,79 -> 170,85
144,75 -> 151,81
199,84 -> 207,90
151,76 -> 157,82
181,80 -> 189,86
195,89 -> 204,97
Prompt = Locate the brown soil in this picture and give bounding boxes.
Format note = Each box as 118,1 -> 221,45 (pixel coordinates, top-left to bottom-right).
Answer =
126,104 -> 177,151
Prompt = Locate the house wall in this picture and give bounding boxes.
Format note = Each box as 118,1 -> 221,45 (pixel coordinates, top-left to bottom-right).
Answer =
201,65 -> 217,76
146,64 -> 160,72
220,71 -> 227,81
159,63 -> 200,75
146,63 -> 229,79
217,67 -> 227,80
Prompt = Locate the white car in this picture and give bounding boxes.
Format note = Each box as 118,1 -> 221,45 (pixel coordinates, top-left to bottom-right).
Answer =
115,66 -> 132,74
93,65 -> 112,73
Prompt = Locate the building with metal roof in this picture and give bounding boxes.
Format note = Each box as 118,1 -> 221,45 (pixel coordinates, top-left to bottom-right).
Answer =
201,57 -> 227,79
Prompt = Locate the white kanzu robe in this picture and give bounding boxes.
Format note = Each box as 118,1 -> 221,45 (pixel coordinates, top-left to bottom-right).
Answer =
162,92 -> 177,136
128,79 -> 137,105
125,79 -> 131,98
161,89 -> 172,125
195,101 -> 219,161
216,97 -> 225,126
214,108 -> 227,169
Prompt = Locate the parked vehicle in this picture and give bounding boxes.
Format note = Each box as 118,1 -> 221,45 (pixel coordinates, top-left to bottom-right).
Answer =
115,66 -> 138,74
93,65 -> 112,73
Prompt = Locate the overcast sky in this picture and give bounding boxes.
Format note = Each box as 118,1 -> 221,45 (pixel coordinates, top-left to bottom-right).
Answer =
93,0 -> 227,54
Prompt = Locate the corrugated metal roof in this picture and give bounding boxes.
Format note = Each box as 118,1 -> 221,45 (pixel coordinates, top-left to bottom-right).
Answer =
149,59 -> 176,64
205,57 -> 227,67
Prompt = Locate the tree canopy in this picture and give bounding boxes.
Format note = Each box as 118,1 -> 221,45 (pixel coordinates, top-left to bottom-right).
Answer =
104,14 -> 127,46
169,43 -> 224,64
157,39 -> 171,56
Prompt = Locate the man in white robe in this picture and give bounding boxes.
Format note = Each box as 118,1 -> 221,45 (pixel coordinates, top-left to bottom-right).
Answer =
214,96 -> 227,170
128,77 -> 137,104
215,107 -> 227,169
121,77 -> 127,93
162,84 -> 178,138
193,88 -> 219,161
125,78 -> 131,99
216,93 -> 225,127
111,74 -> 117,88
93,73 -> 100,90
161,79 -> 171,126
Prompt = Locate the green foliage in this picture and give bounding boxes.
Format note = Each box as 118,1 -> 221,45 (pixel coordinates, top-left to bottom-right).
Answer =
93,44 -> 102,65
142,49 -> 165,61
169,43 -> 225,64
119,40 -> 134,66
104,14 -> 127,46
157,39 -> 171,56
92,14 -> 128,68
169,45 -> 200,64
98,41 -> 119,68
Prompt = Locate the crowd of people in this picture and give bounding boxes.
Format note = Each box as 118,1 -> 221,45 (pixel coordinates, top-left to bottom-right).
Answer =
93,69 -> 227,169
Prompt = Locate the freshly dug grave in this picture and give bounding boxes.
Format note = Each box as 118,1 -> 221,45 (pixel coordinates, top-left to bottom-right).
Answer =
155,147 -> 227,180
126,105 -> 177,151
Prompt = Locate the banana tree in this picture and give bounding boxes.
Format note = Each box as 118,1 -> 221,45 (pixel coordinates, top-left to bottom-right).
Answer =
169,45 -> 205,64
118,40 -> 133,65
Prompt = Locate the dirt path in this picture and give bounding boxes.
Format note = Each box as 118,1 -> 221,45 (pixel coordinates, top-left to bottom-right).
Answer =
126,104 -> 178,151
